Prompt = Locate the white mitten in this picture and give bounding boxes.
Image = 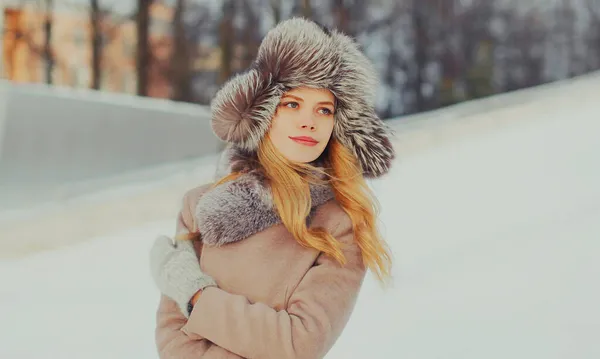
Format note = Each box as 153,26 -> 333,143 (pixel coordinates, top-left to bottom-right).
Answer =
149,235 -> 216,317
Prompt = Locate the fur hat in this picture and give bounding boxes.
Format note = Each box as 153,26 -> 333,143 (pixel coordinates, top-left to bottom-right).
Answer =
210,17 -> 395,178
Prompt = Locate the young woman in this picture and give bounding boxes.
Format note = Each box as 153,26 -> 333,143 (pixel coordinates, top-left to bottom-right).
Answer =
149,18 -> 396,359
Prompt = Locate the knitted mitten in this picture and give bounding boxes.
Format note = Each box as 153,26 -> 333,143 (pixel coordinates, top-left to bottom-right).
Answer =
150,235 -> 217,317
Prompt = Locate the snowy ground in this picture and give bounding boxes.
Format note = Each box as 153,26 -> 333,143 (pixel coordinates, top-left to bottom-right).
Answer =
1,92 -> 599,358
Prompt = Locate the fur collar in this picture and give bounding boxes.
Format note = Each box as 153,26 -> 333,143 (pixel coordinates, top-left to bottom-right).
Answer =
194,146 -> 335,246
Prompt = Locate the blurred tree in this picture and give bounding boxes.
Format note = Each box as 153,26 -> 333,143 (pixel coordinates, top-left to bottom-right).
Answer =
170,0 -> 192,101
218,0 -> 235,85
136,0 -> 151,96
330,0 -> 382,37
437,0 -> 462,108
381,1 -> 410,118
170,0 -> 219,103
8,0 -> 599,114
301,0 -> 312,18
555,0 -> 579,77
331,0 -> 349,34
90,0 -> 101,89
442,0 -> 495,105
87,2 -> 137,91
411,0 -> 429,112
42,0 -> 54,84
239,0 -> 261,70
169,0 -> 214,102
269,0 -> 282,24
291,0 -> 312,19
584,0 -> 600,71
496,6 -> 545,91
4,0 -> 54,83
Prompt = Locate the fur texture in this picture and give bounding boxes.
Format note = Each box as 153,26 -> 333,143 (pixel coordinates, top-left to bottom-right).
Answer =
196,145 -> 335,246
210,17 -> 396,178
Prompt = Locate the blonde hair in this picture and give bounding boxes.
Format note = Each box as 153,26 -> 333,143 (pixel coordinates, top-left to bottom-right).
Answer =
225,135 -> 392,282
179,135 -> 393,284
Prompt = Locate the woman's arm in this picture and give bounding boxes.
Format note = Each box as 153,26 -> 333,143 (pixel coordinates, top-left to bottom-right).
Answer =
181,212 -> 367,359
156,294 -> 245,359
155,295 -> 210,357
154,186 -> 245,359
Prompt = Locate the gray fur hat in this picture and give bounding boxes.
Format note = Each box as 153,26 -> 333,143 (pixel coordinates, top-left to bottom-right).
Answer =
210,17 -> 395,178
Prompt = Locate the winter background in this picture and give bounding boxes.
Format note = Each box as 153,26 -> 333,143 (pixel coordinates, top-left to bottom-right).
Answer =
1,1 -> 600,358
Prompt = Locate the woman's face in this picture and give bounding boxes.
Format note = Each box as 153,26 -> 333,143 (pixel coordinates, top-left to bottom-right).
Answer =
267,87 -> 336,163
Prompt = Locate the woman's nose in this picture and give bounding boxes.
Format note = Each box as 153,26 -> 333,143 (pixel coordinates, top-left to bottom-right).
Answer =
298,115 -> 317,131
300,123 -> 316,131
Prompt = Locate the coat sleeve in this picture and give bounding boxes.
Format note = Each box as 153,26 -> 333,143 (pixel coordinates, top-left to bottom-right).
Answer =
154,186 -> 245,359
180,211 -> 367,359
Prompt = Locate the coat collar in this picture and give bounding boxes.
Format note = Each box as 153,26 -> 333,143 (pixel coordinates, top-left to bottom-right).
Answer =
194,145 -> 335,246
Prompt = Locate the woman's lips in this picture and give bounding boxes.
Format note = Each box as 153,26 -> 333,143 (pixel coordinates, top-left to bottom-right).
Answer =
289,136 -> 319,147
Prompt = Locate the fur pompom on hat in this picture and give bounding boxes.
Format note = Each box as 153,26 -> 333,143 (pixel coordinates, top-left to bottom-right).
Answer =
210,17 -> 395,178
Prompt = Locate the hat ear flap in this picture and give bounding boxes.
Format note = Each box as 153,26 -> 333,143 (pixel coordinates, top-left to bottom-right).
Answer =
211,69 -> 283,151
334,106 -> 396,178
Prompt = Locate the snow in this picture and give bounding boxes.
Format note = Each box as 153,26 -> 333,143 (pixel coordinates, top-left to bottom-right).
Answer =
1,92 -> 599,358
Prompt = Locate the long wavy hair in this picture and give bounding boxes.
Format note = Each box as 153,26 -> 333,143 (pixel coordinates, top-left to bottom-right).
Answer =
210,134 -> 393,283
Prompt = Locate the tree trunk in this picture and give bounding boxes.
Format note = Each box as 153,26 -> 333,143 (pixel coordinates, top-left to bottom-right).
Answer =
591,1 -> 600,70
43,0 -> 54,84
302,0 -> 312,18
240,0 -> 259,70
136,0 -> 151,96
218,0 -> 234,85
412,0 -> 427,112
270,0 -> 282,24
170,0 -> 193,102
332,0 -> 350,34
90,0 -> 102,89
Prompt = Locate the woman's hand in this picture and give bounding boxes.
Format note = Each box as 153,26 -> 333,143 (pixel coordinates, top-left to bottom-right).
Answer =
149,235 -> 217,317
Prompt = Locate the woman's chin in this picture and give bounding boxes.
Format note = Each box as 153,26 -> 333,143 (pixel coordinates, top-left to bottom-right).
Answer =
282,152 -> 321,164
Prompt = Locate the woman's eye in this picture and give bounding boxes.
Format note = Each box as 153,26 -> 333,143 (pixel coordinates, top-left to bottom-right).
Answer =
283,102 -> 299,109
319,108 -> 333,115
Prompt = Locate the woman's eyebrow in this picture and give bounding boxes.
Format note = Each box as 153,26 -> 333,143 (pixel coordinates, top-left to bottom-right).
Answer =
281,94 -> 303,102
281,95 -> 334,107
318,101 -> 335,107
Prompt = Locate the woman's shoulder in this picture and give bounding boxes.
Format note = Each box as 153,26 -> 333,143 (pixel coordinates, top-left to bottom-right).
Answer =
180,182 -> 215,210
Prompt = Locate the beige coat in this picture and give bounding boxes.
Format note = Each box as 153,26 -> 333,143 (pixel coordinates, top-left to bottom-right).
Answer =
155,181 -> 367,359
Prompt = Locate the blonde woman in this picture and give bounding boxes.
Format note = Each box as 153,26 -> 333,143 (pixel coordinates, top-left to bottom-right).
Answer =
150,18 -> 396,359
